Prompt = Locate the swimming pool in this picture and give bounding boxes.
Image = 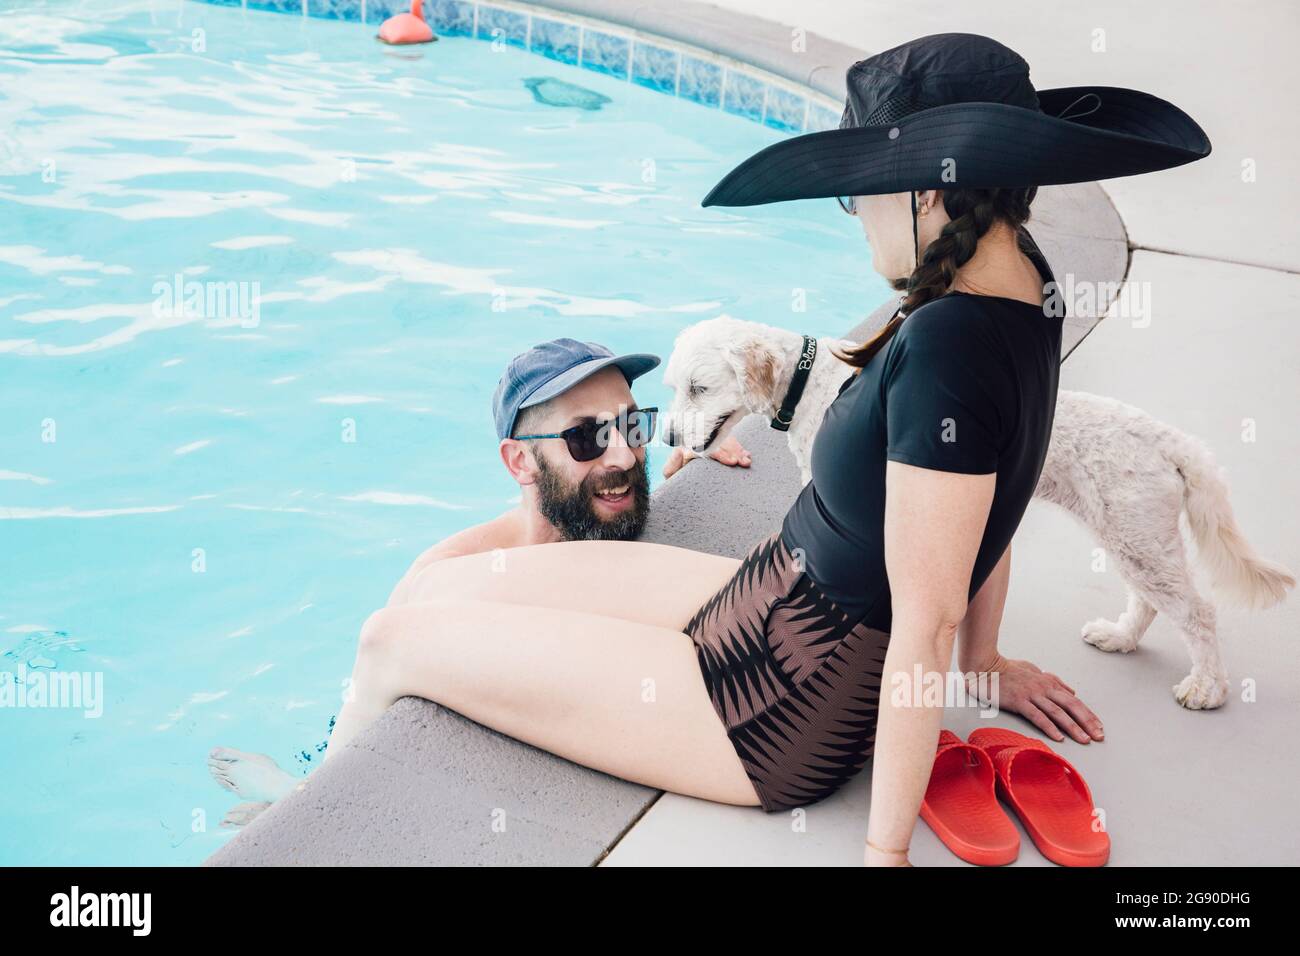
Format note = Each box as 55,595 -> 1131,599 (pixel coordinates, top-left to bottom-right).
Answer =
0,0 -> 892,865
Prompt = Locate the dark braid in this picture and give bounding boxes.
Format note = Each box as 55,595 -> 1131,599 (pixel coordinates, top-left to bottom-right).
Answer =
833,186 -> 1045,369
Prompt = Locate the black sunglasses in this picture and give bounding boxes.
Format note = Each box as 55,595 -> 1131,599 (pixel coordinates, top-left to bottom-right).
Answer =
515,407 -> 658,462
836,195 -> 858,215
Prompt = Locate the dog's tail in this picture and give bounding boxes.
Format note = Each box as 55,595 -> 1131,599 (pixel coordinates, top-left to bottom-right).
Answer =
1169,432 -> 1295,609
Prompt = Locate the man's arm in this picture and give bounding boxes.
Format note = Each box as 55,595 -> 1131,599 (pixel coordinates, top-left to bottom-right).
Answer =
662,433 -> 751,479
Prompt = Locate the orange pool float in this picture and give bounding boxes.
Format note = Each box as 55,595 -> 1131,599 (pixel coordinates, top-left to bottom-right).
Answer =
378,0 -> 436,45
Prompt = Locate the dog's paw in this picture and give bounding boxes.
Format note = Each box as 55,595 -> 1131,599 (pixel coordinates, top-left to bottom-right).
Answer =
1081,618 -> 1140,653
1173,672 -> 1230,710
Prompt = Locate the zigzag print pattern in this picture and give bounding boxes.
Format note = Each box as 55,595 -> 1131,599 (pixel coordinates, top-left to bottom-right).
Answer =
685,531 -> 797,726
685,531 -> 892,812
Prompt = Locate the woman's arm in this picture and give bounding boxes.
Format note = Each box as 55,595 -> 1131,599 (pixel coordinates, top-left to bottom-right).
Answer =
957,540 -> 1107,744
865,460 -> 996,867
957,542 -> 1010,674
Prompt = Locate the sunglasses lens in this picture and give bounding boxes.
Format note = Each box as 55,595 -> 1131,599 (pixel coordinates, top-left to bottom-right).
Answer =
561,409 -> 657,461
563,421 -> 604,462
625,409 -> 656,448
837,196 -> 857,215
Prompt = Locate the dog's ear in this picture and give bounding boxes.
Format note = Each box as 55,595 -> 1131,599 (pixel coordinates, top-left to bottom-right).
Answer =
726,337 -> 777,411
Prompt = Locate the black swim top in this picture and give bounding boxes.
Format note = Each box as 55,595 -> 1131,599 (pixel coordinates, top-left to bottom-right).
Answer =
779,290 -> 1063,630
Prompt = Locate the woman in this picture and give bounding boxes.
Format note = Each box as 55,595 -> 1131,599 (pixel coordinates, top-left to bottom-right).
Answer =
326,34 -> 1210,866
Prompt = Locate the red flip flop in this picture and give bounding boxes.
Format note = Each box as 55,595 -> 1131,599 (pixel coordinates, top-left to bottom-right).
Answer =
919,729 -> 1020,866
968,728 -> 1111,867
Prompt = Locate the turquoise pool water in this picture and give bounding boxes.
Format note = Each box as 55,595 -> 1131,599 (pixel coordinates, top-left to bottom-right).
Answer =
0,0 -> 891,864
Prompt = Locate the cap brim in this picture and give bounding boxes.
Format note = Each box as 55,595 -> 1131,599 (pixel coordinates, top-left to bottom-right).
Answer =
518,353 -> 661,411
701,86 -> 1211,207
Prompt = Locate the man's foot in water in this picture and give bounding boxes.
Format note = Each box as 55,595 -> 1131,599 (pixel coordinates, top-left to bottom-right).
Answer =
220,801 -> 272,829
208,746 -> 302,825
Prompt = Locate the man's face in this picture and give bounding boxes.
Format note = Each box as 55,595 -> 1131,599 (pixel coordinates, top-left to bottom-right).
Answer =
519,367 -> 652,542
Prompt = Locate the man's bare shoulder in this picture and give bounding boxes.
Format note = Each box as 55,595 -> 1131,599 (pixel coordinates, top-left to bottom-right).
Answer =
386,513 -> 521,605
417,513 -> 521,563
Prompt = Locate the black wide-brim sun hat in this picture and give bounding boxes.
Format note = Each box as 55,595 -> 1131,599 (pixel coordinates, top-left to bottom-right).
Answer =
702,33 -> 1211,207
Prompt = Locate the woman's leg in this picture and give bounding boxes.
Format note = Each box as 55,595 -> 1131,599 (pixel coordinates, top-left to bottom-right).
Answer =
329,597 -> 761,807
397,539 -> 742,631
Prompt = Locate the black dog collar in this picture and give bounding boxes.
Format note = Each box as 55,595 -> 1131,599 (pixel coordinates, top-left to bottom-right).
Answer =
771,335 -> 817,432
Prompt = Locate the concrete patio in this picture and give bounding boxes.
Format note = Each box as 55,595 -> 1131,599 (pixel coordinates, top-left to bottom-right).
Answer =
208,0 -> 1299,866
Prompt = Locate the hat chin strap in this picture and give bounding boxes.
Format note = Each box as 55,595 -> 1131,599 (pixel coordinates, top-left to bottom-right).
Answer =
890,191 -> 921,321
911,190 -> 920,270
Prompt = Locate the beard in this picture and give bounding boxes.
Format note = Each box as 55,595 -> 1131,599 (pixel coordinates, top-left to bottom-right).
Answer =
533,449 -> 651,542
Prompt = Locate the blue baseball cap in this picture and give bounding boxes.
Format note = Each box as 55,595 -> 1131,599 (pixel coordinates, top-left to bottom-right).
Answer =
493,338 -> 660,441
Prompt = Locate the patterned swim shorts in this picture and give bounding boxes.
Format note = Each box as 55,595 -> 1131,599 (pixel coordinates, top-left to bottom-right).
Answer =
683,530 -> 892,812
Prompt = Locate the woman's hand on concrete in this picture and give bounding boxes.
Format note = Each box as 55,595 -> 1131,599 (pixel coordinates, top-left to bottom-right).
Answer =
979,654 -> 1104,744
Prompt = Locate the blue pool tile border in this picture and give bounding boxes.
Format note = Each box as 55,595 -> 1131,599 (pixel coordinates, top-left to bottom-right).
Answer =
678,55 -> 722,108
192,0 -> 841,133
531,15 -> 579,65
366,0 -> 409,18
721,69 -> 765,123
433,0 -> 476,36
581,28 -> 630,80
245,0 -> 306,14
763,85 -> 806,132
631,42 -> 677,95
476,4 -> 527,47
313,0 -> 363,20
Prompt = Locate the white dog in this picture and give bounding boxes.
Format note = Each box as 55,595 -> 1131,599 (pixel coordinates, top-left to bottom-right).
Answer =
662,315 -> 1294,710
